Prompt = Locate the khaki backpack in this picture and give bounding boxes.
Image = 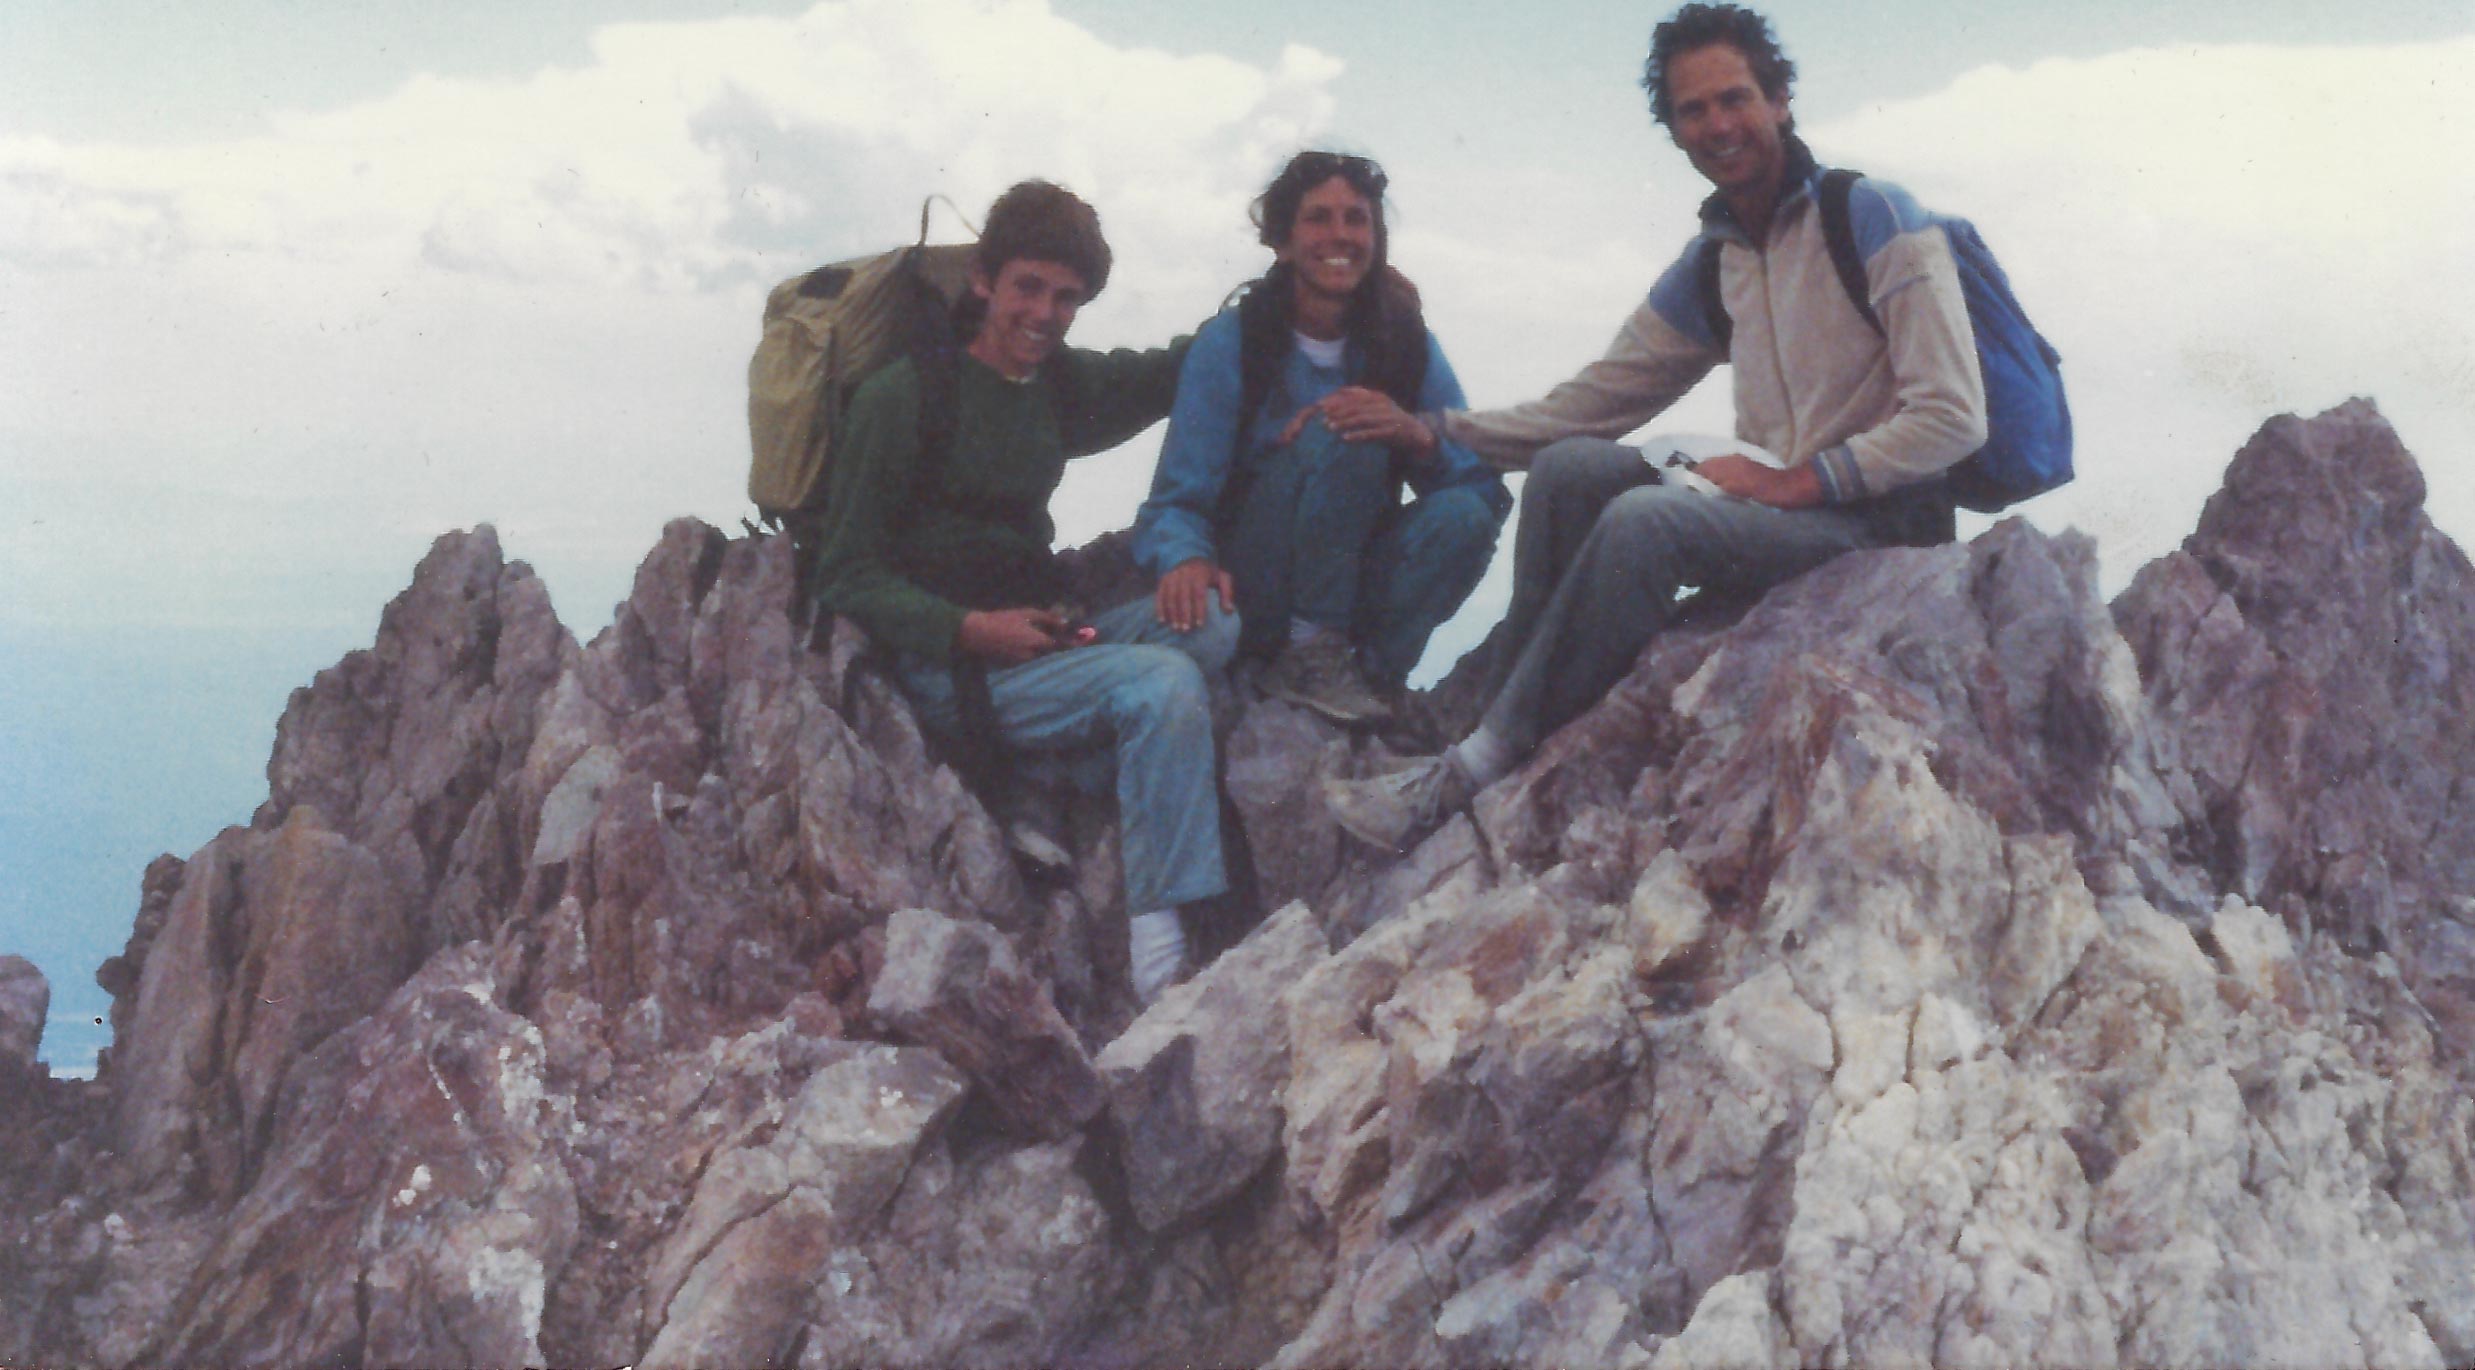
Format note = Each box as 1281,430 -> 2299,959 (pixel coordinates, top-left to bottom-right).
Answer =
746,200 -> 979,522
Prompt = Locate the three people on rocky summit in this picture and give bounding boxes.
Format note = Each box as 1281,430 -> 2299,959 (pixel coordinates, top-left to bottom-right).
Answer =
811,0 -> 1989,1002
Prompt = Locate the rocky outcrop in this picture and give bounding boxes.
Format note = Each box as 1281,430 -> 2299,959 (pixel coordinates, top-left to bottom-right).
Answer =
5,400 -> 2473,1368
2113,399 -> 2475,1053
0,956 -> 45,1072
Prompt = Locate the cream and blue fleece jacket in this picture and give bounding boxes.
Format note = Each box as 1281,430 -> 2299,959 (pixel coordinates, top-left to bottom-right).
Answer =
1445,140 -> 1987,503
1132,307 -> 1508,577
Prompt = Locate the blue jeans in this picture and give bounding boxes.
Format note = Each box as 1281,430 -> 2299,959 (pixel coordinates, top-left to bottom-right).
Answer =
893,597 -> 1240,913
1222,420 -> 1508,687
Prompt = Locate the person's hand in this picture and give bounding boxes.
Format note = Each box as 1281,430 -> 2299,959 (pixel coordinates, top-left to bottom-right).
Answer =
1693,453 -> 1823,508
1278,386 -> 1439,463
957,606 -> 1069,664
1154,558 -> 1236,631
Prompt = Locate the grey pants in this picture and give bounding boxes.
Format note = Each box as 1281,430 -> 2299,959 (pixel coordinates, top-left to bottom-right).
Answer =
1479,436 -> 1944,752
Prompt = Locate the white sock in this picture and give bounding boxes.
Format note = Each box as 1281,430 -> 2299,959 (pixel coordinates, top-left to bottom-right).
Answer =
1128,909 -> 1189,1005
1448,725 -> 1518,788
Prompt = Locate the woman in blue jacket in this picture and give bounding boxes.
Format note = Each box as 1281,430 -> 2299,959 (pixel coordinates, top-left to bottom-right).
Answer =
1132,150 -> 1510,724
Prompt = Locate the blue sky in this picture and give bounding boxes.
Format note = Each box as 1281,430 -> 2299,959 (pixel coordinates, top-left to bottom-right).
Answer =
5,0 -> 2472,1070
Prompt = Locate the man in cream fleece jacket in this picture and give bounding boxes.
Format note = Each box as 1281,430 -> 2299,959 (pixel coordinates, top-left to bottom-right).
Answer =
1318,1 -> 1990,851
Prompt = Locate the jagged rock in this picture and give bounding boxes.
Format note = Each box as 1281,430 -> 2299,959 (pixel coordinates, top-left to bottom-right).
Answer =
1649,1271 -> 1785,1370
0,956 -> 46,1071
93,855 -> 186,1073
2114,398 -> 2475,1055
15,403 -> 2475,1370
135,944 -> 577,1370
640,1045 -> 968,1368
107,809 -> 417,1201
1223,700 -> 1350,912
1098,902 -> 1328,1233
794,1134 -> 1121,1369
865,906 -> 1103,1140
257,527 -> 575,959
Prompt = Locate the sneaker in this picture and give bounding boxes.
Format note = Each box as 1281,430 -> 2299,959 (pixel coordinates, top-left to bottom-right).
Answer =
1322,751 -> 1475,852
1260,633 -> 1393,725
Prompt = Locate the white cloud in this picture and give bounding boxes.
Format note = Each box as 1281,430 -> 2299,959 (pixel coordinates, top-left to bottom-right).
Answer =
5,14 -> 2471,643
0,0 -> 1341,630
1807,37 -> 2475,585
1,0 -> 1334,298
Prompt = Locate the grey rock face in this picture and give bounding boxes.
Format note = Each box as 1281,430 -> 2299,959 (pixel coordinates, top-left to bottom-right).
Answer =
866,906 -> 1103,1141
639,1044 -> 969,1368
133,945 -> 578,1370
1097,902 -> 1329,1233
0,956 -> 46,1070
12,401 -> 2475,1369
2114,398 -> 2475,1059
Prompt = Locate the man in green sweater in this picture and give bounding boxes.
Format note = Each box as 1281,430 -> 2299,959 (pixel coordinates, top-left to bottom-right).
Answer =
810,180 -> 1232,1004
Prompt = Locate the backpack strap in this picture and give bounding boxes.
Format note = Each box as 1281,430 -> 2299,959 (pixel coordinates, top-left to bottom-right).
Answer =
905,249 -> 967,491
1816,168 -> 1884,336
1696,235 -> 1733,355
1235,279 -> 1286,436
905,267 -> 1064,799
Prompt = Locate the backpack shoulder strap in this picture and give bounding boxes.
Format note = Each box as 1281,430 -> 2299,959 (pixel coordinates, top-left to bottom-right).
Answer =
1365,277 -> 1431,411
1235,280 -> 1285,430
1816,168 -> 1885,336
905,248 -> 967,499
1696,235 -> 1733,355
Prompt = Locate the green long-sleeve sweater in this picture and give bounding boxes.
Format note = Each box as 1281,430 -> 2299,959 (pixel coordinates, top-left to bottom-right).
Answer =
811,340 -> 1187,663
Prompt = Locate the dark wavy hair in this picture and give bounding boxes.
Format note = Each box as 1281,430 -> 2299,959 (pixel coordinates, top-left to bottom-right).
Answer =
1235,151 -> 1426,411
1252,150 -> 1391,270
1641,3 -> 1797,131
974,179 -> 1112,298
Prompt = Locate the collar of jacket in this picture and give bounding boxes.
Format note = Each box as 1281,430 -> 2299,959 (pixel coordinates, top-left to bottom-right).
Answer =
1695,133 -> 1822,246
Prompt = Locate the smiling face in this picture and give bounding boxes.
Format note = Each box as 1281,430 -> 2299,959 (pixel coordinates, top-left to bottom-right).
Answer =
1278,175 -> 1379,311
1665,42 -> 1792,209
966,256 -> 1087,380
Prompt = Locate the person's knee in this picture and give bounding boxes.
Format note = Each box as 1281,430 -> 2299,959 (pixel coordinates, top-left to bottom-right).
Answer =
1288,416 -> 1393,479
1529,436 -> 1634,494
1106,647 -> 1211,723
1423,485 -> 1508,554
1182,602 -> 1242,672
1594,483 -> 1712,556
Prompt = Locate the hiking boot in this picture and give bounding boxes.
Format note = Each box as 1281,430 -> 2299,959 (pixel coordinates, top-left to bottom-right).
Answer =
1322,751 -> 1475,852
1260,634 -> 1392,725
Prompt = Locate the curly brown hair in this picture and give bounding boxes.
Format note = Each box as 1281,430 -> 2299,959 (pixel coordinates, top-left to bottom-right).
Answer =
975,180 -> 1112,298
1641,4 -> 1797,131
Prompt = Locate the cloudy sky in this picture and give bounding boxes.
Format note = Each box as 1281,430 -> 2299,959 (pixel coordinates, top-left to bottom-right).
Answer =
5,0 -> 2471,1068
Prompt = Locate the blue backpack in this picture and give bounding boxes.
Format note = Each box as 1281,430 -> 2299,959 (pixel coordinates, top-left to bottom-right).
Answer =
1701,168 -> 2072,512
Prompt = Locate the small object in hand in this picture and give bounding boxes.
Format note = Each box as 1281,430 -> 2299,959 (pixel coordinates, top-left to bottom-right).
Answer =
1042,602 -> 1095,647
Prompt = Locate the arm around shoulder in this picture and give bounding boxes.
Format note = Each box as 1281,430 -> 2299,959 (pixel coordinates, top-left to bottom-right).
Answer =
1053,334 -> 1197,456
